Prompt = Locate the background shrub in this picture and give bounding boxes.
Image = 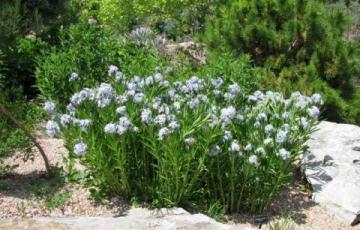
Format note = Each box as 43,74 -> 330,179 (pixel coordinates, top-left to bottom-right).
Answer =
79,0 -> 220,38
204,0 -> 360,124
35,22 -> 121,106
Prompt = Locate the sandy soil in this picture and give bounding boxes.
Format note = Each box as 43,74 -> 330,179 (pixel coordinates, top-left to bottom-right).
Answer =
0,134 -> 358,229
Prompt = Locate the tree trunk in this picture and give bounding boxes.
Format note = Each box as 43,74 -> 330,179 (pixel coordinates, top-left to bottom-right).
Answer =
0,103 -> 52,176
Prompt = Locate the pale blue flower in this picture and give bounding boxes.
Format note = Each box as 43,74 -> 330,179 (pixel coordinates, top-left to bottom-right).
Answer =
265,124 -> 274,134
154,114 -> 167,126
197,94 -> 209,103
253,90 -> 264,100
187,98 -> 200,109
244,144 -> 252,152
224,92 -> 236,101
74,119 -> 91,131
278,148 -> 290,160
108,65 -> 119,76
255,147 -> 265,155
249,155 -> 258,165
158,104 -> 170,114
104,123 -> 117,134
173,101 -> 181,111
133,93 -> 145,103
311,93 -> 323,105
223,130 -> 233,141
164,66 -> 173,74
71,88 -> 93,105
141,109 -> 152,125
291,91 -> 302,98
60,114 -> 72,128
257,113 -> 267,121
95,83 -> 115,108
276,130 -> 287,143
307,106 -> 320,118
116,106 -> 127,115
66,103 -> 76,116
158,127 -> 171,140
228,83 -> 240,95
300,117 -> 309,129
184,137 -> 195,145
46,120 -> 60,137
74,142 -> 87,156
160,80 -> 170,88
295,97 -> 311,109
115,71 -> 124,82
209,114 -> 219,128
145,76 -> 154,85
213,90 -> 221,97
116,95 -> 128,104
282,124 -> 290,132
117,117 -> 132,135
237,114 -> 244,123
126,90 -> 136,97
168,120 -> 180,130
154,73 -> 163,82
69,72 -> 79,82
209,145 -> 221,156
264,138 -> 273,146
127,82 -> 137,91
248,95 -> 258,102
211,78 -> 223,89
43,101 -> 56,114
282,112 -> 290,119
220,106 -> 236,122
229,140 -> 240,152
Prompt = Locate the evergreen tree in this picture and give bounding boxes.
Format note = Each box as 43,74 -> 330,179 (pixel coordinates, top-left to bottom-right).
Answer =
204,0 -> 360,123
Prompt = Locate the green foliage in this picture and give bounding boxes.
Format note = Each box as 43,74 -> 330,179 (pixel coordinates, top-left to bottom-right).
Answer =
36,22 -> 121,106
80,0 -> 220,38
196,53 -> 261,95
204,0 -> 360,123
0,0 -> 79,98
44,190 -> 71,211
269,215 -> 295,230
0,101 -> 43,160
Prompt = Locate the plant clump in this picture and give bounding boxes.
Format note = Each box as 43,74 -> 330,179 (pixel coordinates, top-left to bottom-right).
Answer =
43,66 -> 321,213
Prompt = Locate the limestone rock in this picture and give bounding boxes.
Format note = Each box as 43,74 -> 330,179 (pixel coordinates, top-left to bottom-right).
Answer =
0,208 -> 237,230
302,121 -> 360,224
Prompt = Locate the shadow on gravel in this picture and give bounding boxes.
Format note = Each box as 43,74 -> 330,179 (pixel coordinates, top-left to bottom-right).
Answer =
0,167 -> 65,200
228,165 -> 317,228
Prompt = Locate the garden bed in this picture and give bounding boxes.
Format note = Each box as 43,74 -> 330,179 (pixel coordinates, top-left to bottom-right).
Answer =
0,133 -> 355,230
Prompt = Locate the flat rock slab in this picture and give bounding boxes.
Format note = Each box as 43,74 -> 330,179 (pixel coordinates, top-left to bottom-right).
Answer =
0,208 -> 237,230
302,121 -> 360,224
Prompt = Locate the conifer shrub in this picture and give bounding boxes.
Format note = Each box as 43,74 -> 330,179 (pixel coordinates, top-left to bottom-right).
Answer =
204,0 -> 360,123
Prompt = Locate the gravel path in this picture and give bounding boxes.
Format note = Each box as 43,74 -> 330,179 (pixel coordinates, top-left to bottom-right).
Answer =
0,134 -> 358,229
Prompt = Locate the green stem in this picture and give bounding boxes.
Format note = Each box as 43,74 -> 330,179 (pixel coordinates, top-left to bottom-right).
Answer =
216,158 -> 226,205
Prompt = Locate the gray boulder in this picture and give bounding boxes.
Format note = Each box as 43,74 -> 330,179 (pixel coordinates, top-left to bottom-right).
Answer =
302,121 -> 360,224
0,208 -> 237,230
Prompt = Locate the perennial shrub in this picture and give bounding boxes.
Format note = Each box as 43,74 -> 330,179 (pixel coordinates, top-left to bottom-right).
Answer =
43,66 -> 321,213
